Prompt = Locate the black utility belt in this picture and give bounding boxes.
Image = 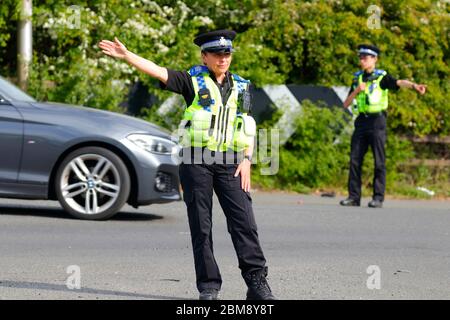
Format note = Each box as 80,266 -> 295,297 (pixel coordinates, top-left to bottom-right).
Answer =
359,111 -> 386,117
180,147 -> 243,164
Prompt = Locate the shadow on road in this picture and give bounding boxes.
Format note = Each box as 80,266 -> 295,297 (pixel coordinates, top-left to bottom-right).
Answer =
0,280 -> 189,300
0,205 -> 164,221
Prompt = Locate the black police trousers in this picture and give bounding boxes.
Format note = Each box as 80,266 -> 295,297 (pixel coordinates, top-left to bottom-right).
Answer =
348,112 -> 387,202
179,161 -> 267,292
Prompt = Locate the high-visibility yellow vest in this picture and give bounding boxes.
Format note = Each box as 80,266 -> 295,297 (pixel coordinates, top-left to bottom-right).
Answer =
179,65 -> 256,152
352,69 -> 389,114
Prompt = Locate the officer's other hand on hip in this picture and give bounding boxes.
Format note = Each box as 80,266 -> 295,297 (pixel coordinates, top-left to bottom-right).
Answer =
356,82 -> 366,93
234,158 -> 252,192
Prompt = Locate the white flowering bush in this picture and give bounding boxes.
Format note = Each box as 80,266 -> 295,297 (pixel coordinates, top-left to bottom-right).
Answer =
0,0 -> 448,197
2,0 -> 217,112
1,0 -> 446,137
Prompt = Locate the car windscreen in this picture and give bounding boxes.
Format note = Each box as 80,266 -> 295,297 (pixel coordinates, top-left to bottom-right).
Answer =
0,76 -> 36,102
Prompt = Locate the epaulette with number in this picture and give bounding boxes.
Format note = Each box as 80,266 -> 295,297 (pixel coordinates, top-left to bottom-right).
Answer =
353,70 -> 363,78
188,65 -> 210,76
374,69 -> 387,76
231,73 -> 250,84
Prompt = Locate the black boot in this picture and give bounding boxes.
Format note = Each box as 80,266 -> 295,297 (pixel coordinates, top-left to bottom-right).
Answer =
339,198 -> 360,206
368,199 -> 383,208
244,267 -> 277,300
199,288 -> 219,300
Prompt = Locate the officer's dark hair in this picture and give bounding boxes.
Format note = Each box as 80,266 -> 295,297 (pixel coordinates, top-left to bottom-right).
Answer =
201,50 -> 207,66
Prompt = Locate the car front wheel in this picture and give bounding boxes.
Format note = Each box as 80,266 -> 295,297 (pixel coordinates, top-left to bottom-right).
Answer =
55,147 -> 131,220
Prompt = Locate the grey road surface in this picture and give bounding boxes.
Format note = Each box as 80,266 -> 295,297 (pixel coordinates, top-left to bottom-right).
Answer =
0,192 -> 449,300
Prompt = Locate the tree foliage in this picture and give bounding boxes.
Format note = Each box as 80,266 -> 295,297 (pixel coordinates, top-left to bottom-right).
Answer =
251,101 -> 418,195
0,0 -> 448,196
1,0 -> 447,135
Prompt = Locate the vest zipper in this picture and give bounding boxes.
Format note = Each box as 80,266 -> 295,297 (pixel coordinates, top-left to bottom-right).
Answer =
215,105 -> 224,149
216,104 -> 229,151
223,107 -> 231,145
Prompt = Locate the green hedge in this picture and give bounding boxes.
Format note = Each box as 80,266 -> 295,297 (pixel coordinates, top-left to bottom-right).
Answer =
1,0 -> 448,138
251,101 -> 422,195
1,0 -> 448,197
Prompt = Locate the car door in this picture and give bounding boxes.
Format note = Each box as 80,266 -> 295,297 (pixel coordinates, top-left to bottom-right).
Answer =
0,95 -> 24,183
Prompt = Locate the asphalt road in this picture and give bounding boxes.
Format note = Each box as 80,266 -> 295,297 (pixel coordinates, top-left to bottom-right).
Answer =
0,192 -> 449,300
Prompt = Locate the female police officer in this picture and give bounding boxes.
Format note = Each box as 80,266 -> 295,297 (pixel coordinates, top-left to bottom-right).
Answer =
340,44 -> 427,208
99,30 -> 276,300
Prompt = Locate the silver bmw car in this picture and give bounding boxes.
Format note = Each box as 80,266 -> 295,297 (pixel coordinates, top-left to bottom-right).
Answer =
0,76 -> 180,220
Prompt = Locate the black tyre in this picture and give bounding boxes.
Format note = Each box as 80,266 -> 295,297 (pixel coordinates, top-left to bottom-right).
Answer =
55,147 -> 130,220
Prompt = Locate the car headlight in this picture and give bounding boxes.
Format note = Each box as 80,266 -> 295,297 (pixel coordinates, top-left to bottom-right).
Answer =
127,134 -> 177,155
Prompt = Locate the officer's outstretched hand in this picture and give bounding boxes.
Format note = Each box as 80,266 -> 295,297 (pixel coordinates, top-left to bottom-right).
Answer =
98,37 -> 128,59
414,84 -> 427,95
234,159 -> 252,193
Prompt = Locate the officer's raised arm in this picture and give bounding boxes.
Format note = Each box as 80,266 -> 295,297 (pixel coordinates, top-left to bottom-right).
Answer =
98,37 -> 168,85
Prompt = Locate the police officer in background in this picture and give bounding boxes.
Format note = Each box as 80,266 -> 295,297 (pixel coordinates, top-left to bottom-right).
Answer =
340,44 -> 427,208
99,30 -> 276,300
